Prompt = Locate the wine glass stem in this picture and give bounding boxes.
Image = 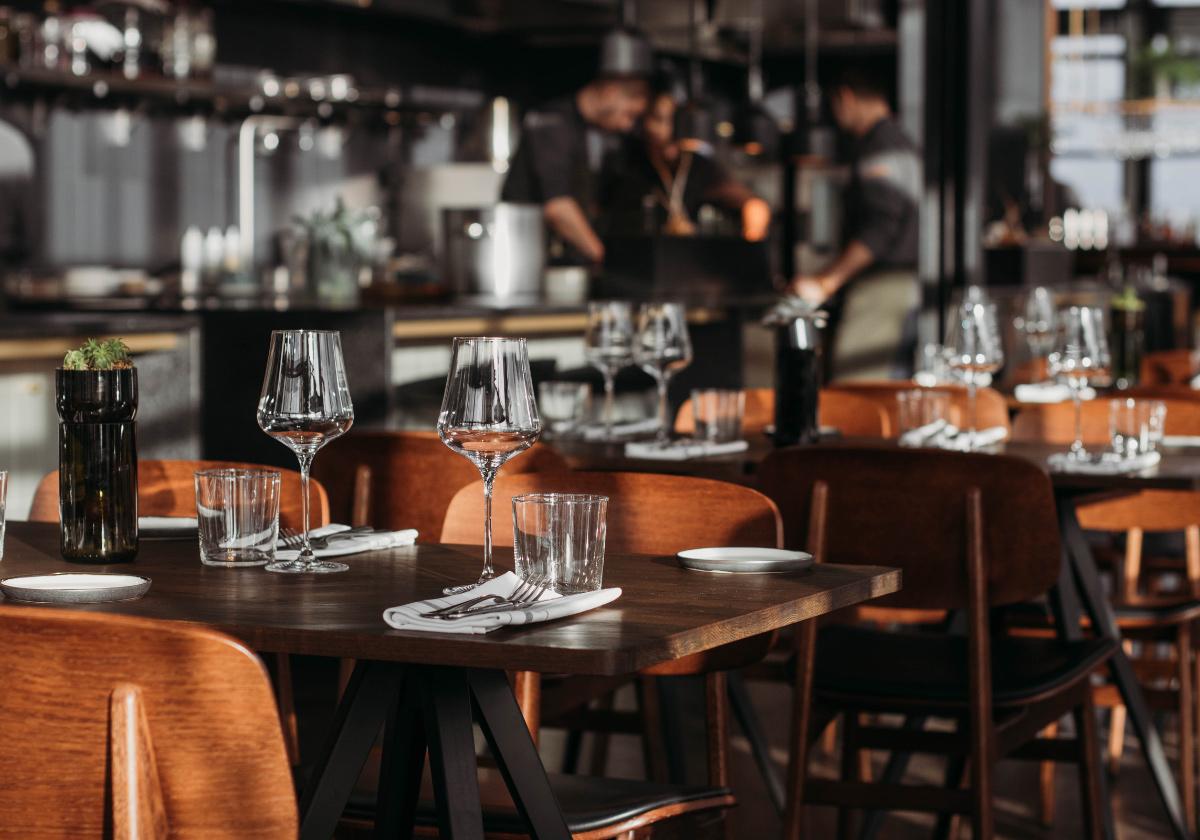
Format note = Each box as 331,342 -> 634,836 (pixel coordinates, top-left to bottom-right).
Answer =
603,372 -> 615,439
656,375 -> 670,445
480,467 -> 497,582
966,376 -> 977,451
297,452 -> 315,568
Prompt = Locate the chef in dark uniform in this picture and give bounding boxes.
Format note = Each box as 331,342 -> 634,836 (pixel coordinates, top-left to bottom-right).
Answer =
501,29 -> 654,265
789,66 -> 921,378
601,86 -> 771,240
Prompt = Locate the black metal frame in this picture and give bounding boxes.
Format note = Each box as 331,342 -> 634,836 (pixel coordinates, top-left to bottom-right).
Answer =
299,662 -> 572,840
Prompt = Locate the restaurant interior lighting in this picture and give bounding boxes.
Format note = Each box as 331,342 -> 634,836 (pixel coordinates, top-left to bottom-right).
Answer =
673,0 -> 714,152
733,0 -> 780,157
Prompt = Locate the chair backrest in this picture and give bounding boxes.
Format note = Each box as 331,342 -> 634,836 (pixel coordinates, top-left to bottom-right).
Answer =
825,380 -> 1010,438
1011,396 -> 1200,444
0,606 -> 297,837
758,446 -> 1061,610
1140,349 -> 1194,386
673,387 -> 889,438
442,470 -> 782,554
312,431 -> 568,541
29,459 -> 330,530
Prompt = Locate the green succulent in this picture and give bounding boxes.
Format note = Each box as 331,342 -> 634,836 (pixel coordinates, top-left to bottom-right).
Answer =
62,338 -> 134,371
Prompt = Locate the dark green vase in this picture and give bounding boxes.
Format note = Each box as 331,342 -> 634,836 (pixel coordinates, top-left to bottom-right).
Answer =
55,368 -> 139,563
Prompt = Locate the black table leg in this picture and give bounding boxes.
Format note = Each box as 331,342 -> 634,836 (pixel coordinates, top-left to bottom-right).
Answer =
422,666 -> 485,839
469,669 -> 572,840
300,660 -> 402,840
1057,494 -> 1188,840
727,671 -> 787,814
373,676 -> 427,840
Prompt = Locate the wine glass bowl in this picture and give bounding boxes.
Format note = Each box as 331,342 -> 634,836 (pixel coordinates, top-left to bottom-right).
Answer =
438,337 -> 541,593
584,302 -> 635,441
633,302 -> 693,445
257,330 -> 354,573
1016,287 -> 1057,365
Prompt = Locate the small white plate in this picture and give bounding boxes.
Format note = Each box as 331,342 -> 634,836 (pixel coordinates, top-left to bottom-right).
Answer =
0,573 -> 151,604
677,547 -> 813,574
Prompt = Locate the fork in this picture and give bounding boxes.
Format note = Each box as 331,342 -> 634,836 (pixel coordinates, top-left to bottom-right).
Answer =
420,576 -> 549,619
278,526 -> 374,549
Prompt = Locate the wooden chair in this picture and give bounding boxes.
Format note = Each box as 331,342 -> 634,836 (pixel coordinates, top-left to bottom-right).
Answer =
0,605 -> 297,837
29,459 -> 330,529
1141,349 -> 1195,386
312,430 -> 567,540
759,446 -> 1114,840
825,380 -> 1011,437
29,459 -> 329,770
440,471 -> 783,832
673,387 -> 890,438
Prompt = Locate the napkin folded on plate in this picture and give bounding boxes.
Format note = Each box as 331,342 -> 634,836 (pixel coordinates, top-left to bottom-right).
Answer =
383,571 -> 622,635
624,439 -> 750,461
276,523 -> 418,560
1047,450 -> 1161,475
582,418 -> 661,442
1013,383 -> 1097,404
899,421 -> 1007,450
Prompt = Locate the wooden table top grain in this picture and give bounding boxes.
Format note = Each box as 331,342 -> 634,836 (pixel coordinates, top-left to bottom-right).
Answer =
0,522 -> 900,677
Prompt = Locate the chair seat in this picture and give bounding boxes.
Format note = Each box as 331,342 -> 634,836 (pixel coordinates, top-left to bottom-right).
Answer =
815,625 -> 1115,707
345,767 -> 733,838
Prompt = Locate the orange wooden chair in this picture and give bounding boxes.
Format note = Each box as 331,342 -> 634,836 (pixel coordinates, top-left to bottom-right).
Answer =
824,380 -> 1010,438
674,387 -> 890,438
759,446 -> 1112,840
440,471 -> 782,831
0,605 -> 297,837
313,430 -> 567,540
30,458 -> 329,529
1141,349 -> 1195,386
30,458 -> 329,769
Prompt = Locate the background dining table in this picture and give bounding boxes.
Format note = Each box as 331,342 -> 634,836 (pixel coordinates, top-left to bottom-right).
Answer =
547,434 -> 1200,839
0,520 -> 900,840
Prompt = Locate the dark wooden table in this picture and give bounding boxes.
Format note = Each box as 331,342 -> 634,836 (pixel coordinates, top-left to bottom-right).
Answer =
0,521 -> 900,840
548,436 -> 1200,839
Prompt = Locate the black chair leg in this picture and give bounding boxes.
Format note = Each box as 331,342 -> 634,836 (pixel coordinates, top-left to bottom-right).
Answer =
727,671 -> 787,814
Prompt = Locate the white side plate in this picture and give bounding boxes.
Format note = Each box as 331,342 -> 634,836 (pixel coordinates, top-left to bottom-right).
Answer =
0,573 -> 151,604
676,547 -> 813,574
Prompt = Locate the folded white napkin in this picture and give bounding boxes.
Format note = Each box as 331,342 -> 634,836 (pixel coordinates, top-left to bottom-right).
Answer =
898,419 -> 950,447
1014,383 -> 1097,404
383,571 -> 622,635
138,516 -> 198,536
1162,436 -> 1200,449
1047,450 -> 1162,475
582,417 -> 661,442
276,523 -> 418,560
940,426 -> 1009,451
900,422 -> 1007,451
624,439 -> 750,461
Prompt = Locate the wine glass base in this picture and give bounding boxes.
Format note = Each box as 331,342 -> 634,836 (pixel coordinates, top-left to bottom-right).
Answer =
266,559 -> 349,574
443,571 -> 496,595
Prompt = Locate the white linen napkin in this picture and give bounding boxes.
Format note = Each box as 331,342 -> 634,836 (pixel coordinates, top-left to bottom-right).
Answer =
898,419 -> 950,447
940,426 -> 1009,451
275,523 -> 418,560
623,439 -> 750,461
1014,383 -> 1097,404
1162,436 -> 1200,449
900,423 -> 1007,450
582,418 -> 661,442
383,571 -> 622,635
1047,450 -> 1162,475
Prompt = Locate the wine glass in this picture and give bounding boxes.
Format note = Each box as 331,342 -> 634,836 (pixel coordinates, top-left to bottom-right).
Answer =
1048,306 -> 1111,459
1016,287 -> 1057,379
633,302 -> 693,445
584,301 -> 635,441
947,298 -> 1004,450
438,337 -> 541,593
257,330 -> 355,573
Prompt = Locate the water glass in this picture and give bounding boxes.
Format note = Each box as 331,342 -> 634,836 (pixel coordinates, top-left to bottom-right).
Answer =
512,493 -> 608,595
691,389 -> 745,442
0,470 -> 8,561
1109,399 -> 1166,459
195,468 -> 281,567
897,389 -> 951,441
539,381 -> 591,437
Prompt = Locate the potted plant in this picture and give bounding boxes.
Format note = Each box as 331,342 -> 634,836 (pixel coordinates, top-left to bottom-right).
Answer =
56,338 -> 138,562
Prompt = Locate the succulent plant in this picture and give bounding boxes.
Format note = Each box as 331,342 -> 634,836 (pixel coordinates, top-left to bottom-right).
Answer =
62,338 -> 134,371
